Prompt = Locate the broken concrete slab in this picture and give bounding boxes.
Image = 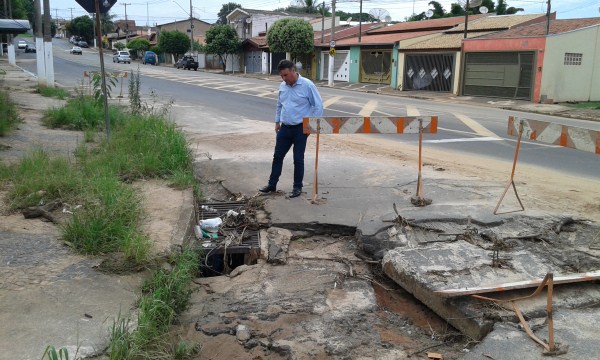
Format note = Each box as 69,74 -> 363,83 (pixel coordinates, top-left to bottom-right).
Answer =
259,227 -> 292,264
463,308 -> 600,360
381,216 -> 600,340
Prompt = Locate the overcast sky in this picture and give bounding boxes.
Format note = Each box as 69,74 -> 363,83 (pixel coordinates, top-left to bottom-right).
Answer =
49,0 -> 598,27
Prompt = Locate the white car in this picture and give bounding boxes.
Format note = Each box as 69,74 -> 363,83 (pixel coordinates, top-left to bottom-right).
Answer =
113,51 -> 131,64
18,40 -> 27,49
70,46 -> 82,55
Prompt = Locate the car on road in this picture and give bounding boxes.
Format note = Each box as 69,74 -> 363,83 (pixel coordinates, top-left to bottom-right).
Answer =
18,40 -> 27,49
113,50 -> 131,64
175,55 -> 198,71
24,44 -> 36,53
77,40 -> 89,48
142,51 -> 157,65
70,46 -> 82,55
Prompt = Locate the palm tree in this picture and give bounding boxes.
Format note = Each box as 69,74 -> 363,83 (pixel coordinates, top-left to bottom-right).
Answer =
100,12 -> 117,34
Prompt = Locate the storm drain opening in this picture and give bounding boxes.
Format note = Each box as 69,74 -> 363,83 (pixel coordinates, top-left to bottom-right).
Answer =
194,201 -> 261,277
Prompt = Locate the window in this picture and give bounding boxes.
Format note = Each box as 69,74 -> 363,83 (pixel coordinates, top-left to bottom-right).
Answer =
564,53 -> 582,66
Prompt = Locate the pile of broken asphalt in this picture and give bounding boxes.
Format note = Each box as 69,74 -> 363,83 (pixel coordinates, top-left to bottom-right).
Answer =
2,60 -> 600,360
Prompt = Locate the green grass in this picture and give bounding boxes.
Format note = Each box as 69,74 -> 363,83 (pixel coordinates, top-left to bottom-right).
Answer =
108,248 -> 199,359
43,95 -> 126,130
0,90 -> 21,136
37,85 -> 70,100
1,100 -> 193,262
564,101 -> 600,110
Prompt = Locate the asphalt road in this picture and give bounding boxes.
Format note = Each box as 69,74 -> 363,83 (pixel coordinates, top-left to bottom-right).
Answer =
13,36 -> 600,180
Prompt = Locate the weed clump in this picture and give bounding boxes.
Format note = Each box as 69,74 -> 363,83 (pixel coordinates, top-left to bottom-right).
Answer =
0,90 -> 20,136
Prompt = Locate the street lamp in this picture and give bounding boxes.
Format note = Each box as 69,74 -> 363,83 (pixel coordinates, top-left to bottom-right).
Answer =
172,0 -> 194,58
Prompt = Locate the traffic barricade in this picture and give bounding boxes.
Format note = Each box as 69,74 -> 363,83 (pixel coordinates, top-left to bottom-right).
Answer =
302,116 -> 438,205
495,116 -> 600,214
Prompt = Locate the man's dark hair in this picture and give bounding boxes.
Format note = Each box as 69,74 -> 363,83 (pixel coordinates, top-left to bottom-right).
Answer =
277,59 -> 296,72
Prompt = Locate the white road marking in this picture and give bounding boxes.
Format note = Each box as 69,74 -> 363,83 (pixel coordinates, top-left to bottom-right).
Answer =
359,100 -> 378,116
406,105 -> 420,116
213,83 -> 250,90
424,137 -> 504,143
453,113 -> 499,138
323,96 -> 343,109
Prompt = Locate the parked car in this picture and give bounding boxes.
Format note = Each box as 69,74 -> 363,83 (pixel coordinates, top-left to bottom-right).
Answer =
175,55 -> 198,71
142,51 -> 157,65
24,44 -> 36,53
113,50 -> 131,64
70,46 -> 82,55
18,40 -> 27,49
77,40 -> 89,48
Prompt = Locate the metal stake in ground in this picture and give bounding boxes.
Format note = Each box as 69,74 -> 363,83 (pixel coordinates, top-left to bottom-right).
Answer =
411,118 -> 432,207
493,117 -> 525,214
311,118 -> 321,204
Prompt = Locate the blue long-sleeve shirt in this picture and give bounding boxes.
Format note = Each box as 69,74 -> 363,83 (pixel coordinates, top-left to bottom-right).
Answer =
275,75 -> 323,125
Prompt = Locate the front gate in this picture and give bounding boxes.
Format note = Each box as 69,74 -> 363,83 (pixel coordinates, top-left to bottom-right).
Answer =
360,49 -> 392,84
403,53 -> 454,92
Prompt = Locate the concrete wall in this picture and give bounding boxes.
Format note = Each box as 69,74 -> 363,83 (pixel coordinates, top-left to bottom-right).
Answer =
463,37 -> 546,102
541,26 -> 600,102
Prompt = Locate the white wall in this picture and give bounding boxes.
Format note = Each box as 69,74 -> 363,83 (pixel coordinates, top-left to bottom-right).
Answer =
541,25 -> 600,102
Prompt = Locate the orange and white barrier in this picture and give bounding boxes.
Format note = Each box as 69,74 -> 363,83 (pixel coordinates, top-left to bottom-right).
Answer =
508,116 -> 600,155
302,116 -> 438,204
303,116 -> 438,135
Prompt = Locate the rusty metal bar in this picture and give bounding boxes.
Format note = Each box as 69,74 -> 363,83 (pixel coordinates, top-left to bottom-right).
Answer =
547,273 -> 555,351
494,118 -> 525,215
311,119 -> 321,204
416,118 -> 424,198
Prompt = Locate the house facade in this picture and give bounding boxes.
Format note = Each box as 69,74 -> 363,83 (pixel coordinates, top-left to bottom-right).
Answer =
227,8 -> 335,75
463,18 -> 600,102
157,18 -> 212,64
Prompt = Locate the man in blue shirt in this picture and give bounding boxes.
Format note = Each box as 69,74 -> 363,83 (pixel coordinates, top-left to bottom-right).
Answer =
259,59 -> 324,198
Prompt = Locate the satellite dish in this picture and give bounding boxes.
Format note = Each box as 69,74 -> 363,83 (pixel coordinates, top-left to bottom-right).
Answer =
346,16 -> 352,25
425,10 -> 434,18
479,6 -> 488,14
369,8 -> 391,22
245,18 -> 252,23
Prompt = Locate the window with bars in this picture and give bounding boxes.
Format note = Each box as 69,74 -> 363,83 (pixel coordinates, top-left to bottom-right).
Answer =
564,53 -> 582,66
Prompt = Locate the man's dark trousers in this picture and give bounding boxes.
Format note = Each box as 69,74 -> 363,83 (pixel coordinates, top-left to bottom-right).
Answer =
268,124 -> 309,191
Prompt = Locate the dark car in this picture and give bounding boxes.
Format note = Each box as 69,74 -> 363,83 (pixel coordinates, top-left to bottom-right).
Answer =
77,40 -> 89,48
24,44 -> 36,53
175,55 -> 198,71
142,51 -> 157,65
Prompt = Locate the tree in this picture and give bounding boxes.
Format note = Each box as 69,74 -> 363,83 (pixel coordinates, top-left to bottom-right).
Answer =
204,24 -> 241,71
267,18 -> 313,61
67,16 -> 94,42
101,12 -> 117,34
126,38 -> 150,59
114,42 -> 125,51
158,31 -> 191,59
217,2 -> 242,24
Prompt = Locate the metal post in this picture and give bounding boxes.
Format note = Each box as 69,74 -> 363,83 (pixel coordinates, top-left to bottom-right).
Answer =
122,3 -> 131,44
493,118 -> 525,214
358,0 -> 363,43
320,1 -> 324,44
311,119 -> 321,204
463,0 -> 469,39
189,0 -> 194,58
545,0 -> 551,35
95,0 -> 111,140
327,0 -> 335,87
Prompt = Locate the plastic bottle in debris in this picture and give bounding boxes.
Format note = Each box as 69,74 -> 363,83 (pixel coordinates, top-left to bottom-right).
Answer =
199,217 -> 222,232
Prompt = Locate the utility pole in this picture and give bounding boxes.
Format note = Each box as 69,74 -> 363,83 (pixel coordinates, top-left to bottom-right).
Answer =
34,0 -> 45,84
189,0 -> 194,59
463,0 -> 470,39
358,0 -> 363,43
122,3 -> 131,44
43,0 -> 54,87
7,0 -> 15,64
328,0 -> 335,87
320,1 -> 324,44
545,0 -> 551,35
68,7 -> 75,21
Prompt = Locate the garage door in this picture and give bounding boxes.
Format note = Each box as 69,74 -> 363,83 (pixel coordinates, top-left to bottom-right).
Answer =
463,52 -> 535,100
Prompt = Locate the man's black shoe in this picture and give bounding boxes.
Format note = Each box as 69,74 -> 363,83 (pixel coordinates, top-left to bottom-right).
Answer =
289,189 -> 302,198
259,185 -> 276,193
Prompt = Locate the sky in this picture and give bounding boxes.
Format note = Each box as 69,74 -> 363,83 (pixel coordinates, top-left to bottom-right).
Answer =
48,0 -> 599,27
